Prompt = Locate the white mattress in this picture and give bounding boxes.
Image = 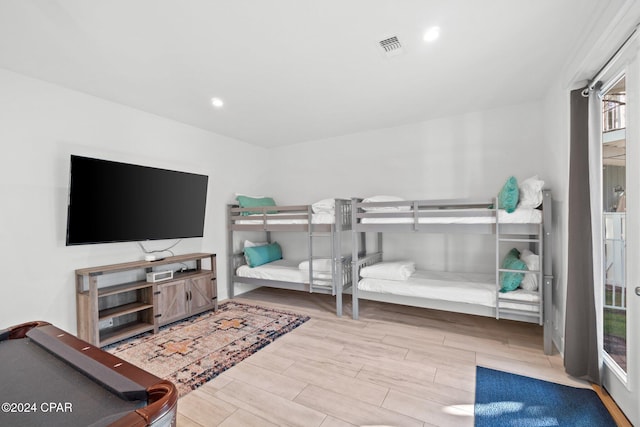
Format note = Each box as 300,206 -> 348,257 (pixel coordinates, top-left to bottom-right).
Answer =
358,270 -> 539,312
236,259 -> 332,283
235,211 -> 335,225
361,207 -> 541,224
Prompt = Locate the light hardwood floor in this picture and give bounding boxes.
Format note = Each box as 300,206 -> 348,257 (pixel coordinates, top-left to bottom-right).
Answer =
176,288 -> 593,427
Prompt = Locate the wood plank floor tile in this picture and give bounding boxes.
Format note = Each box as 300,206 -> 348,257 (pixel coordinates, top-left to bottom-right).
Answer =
382,388 -> 474,427
433,366 -> 476,393
214,379 -> 327,427
357,363 -> 473,407
310,318 -> 386,338
167,289 -> 614,426
411,348 -> 477,372
357,354 -> 439,381
547,353 -> 565,369
319,415 -> 357,427
291,318 -> 332,339
444,334 -> 552,367
176,389 -> 237,426
323,329 -> 387,350
290,351 -> 363,378
221,360 -> 307,399
366,320 -> 447,344
507,333 -> 545,351
339,339 -> 409,361
283,360 -> 389,406
197,374 -> 234,393
176,413 -> 204,427
384,334 -> 476,362
217,409 -> 278,427
271,331 -> 346,356
294,384 -> 424,427
243,348 -> 296,373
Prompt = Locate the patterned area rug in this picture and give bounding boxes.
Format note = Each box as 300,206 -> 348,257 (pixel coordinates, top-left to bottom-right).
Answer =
105,301 -> 309,397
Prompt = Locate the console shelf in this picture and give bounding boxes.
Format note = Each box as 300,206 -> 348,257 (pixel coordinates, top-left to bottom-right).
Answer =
99,322 -> 156,347
96,281 -> 153,297
76,253 -> 217,347
99,302 -> 154,320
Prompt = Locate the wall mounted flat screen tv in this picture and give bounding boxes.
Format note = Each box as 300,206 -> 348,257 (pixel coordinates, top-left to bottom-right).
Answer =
66,155 -> 208,245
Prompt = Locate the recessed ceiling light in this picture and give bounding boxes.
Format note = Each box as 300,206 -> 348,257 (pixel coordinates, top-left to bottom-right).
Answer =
423,26 -> 440,43
211,97 -> 224,108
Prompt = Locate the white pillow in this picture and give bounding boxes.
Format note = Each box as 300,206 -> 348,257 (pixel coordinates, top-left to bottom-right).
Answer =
244,240 -> 268,248
518,176 -> 545,209
312,198 -> 335,213
519,249 -> 540,291
360,261 -> 416,281
361,195 -> 411,212
299,258 -> 333,272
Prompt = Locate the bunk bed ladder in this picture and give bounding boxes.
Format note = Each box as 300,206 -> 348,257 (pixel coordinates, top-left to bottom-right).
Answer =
495,200 -> 501,320
495,207 -> 544,326
227,204 -> 234,299
307,206 -> 337,298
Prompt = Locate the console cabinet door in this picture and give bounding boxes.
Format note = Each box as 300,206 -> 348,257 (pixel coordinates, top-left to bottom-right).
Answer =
157,280 -> 188,326
188,274 -> 214,314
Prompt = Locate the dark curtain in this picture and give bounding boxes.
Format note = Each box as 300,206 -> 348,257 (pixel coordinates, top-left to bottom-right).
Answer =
564,88 -> 600,384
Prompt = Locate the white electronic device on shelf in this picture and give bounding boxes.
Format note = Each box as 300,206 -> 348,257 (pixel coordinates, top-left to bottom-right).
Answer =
144,253 -> 165,262
146,270 -> 174,283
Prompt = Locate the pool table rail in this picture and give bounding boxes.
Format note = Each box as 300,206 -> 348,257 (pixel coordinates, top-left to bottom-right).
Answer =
0,321 -> 178,427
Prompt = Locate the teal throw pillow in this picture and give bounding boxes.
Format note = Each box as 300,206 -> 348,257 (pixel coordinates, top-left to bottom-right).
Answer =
500,248 -> 527,292
244,242 -> 282,267
236,195 -> 277,216
498,176 -> 519,213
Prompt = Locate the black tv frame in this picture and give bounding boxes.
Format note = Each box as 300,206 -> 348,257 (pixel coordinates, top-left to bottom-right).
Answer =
65,155 -> 208,246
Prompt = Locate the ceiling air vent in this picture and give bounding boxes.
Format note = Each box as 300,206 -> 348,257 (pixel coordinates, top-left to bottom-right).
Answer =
378,36 -> 403,57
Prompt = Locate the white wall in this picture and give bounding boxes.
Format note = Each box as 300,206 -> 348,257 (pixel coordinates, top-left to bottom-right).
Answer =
263,101 -> 547,275
0,69 -> 267,333
268,102 -> 545,203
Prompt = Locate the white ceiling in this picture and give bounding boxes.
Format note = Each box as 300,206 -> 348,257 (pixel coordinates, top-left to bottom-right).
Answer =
0,0 -> 629,147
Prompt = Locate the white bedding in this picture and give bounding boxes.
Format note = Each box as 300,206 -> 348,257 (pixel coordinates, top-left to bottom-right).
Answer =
360,261 -> 415,281
237,259 -> 332,283
358,270 -> 539,312
235,211 -> 335,225
360,207 -> 541,224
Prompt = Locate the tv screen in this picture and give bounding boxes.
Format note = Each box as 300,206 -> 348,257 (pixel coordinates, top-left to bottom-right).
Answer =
66,155 -> 208,245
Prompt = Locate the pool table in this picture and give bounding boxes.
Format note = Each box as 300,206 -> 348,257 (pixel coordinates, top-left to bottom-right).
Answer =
0,321 -> 177,426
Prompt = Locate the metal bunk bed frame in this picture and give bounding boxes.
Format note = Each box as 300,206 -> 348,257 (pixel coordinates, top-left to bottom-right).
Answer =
351,190 -> 554,354
227,199 -> 353,316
